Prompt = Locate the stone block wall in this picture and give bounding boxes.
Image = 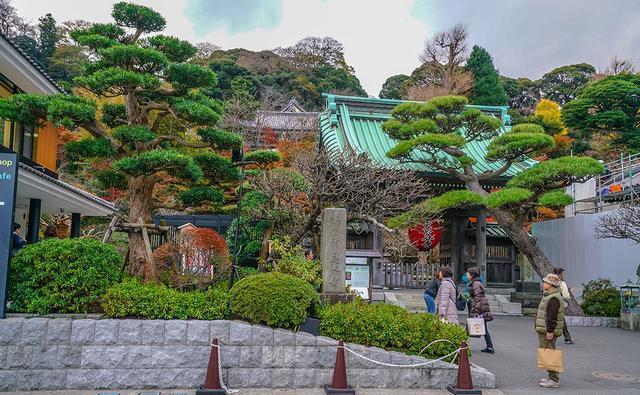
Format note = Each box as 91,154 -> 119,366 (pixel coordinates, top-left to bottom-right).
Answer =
0,318 -> 495,391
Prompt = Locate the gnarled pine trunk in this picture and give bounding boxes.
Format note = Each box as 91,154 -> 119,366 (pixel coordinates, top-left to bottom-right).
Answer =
467,181 -> 584,315
127,175 -> 156,281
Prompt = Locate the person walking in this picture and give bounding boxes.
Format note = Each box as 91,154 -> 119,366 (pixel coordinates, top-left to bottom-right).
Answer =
553,267 -> 574,344
467,266 -> 494,354
436,266 -> 459,324
423,269 -> 441,314
536,273 -> 565,388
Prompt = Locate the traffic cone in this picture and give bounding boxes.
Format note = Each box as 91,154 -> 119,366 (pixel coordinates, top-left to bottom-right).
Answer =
447,341 -> 482,394
196,338 -> 227,395
324,340 -> 355,394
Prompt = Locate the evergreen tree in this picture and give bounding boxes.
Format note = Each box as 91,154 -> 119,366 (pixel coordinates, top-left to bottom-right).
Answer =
379,74 -> 409,99
37,13 -> 58,66
466,46 -> 508,106
382,95 -> 604,314
0,2 -> 276,280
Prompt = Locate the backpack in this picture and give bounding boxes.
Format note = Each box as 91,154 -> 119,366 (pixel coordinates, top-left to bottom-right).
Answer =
445,279 -> 468,311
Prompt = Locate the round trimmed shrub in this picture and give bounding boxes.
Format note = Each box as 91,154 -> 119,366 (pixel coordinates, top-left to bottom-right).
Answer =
230,272 -> 319,328
9,238 -> 121,314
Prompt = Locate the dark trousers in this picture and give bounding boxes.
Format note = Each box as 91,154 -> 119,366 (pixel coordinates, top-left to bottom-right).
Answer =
562,318 -> 572,341
484,321 -> 493,349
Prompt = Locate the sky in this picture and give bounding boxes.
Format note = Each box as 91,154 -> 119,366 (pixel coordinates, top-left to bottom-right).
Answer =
11,0 -> 640,97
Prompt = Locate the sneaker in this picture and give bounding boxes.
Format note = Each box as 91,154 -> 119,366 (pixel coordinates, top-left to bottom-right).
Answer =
481,347 -> 495,354
540,380 -> 560,388
539,378 -> 549,384
565,339 -> 574,344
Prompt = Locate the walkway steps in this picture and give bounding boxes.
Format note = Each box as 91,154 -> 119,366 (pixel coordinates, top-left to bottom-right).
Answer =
384,289 -> 522,316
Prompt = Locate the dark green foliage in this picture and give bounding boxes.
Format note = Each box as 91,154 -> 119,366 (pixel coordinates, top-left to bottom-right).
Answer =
47,45 -> 88,86
508,156 -> 604,191
501,76 -> 540,111
537,190 -> 573,207
100,103 -> 127,128
65,138 -> 116,160
486,188 -> 533,208
179,186 -> 225,206
37,13 -> 58,65
112,125 -> 155,147
76,67 -> 161,95
13,35 -> 40,65
75,23 -> 126,41
114,150 -> 202,180
230,272 -> 320,328
73,34 -> 119,51
486,129 -> 554,161
379,74 -> 409,99
562,74 -> 640,150
47,95 -> 98,128
8,239 -> 121,314
194,152 -> 239,181
102,278 -> 230,319
94,169 -> 128,190
197,128 -> 242,150
581,279 -> 621,317
539,63 -> 595,105
171,95 -> 221,125
244,150 -> 282,166
111,2 -> 166,33
147,35 -> 197,62
320,302 -> 467,357
466,46 -> 508,106
226,217 -> 270,267
425,190 -> 486,213
99,45 -> 169,73
166,63 -> 216,90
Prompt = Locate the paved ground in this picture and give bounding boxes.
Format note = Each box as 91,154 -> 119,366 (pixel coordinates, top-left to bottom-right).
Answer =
467,315 -> 640,395
0,390 -> 506,395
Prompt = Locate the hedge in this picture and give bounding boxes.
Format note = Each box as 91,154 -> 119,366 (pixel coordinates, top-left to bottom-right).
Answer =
320,302 -> 468,358
9,238 -> 121,314
102,278 -> 230,320
230,272 -> 319,329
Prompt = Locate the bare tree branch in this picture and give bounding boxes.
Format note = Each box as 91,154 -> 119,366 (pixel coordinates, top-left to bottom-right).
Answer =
595,203 -> 640,243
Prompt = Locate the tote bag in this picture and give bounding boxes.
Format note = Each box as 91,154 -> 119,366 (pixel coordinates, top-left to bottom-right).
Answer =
537,348 -> 564,373
466,317 -> 486,337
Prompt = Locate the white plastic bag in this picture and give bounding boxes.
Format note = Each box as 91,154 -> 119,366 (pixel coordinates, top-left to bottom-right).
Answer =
467,317 -> 486,336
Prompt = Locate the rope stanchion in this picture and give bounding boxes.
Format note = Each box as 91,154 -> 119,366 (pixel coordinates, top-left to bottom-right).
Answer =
446,341 -> 482,395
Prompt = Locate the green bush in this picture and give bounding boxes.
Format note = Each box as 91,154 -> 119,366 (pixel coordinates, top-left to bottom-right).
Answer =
9,238 -> 121,314
581,278 -> 621,317
265,238 -> 322,289
320,302 -> 468,358
230,272 -> 319,328
102,278 -> 230,319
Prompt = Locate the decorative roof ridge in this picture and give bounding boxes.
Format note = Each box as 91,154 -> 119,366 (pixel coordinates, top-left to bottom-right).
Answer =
257,110 -> 320,116
18,162 -> 115,211
0,30 -> 65,94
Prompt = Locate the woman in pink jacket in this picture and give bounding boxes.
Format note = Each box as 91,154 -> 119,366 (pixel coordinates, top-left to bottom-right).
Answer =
436,266 -> 459,324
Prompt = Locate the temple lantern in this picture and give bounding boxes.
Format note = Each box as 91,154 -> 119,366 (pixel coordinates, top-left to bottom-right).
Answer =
408,221 -> 442,251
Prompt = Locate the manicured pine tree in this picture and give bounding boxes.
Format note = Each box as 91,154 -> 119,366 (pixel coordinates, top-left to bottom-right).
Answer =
37,13 -> 58,66
465,45 -> 508,106
383,96 -> 604,314
0,2 -> 276,280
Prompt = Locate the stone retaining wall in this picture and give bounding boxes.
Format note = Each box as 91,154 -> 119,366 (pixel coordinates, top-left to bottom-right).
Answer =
0,318 -> 495,391
565,316 -> 620,328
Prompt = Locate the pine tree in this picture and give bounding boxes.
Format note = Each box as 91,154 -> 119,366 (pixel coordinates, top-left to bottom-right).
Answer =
37,13 -> 58,66
466,46 -> 508,106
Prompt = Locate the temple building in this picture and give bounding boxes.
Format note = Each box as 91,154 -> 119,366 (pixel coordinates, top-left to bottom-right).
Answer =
319,94 -> 535,287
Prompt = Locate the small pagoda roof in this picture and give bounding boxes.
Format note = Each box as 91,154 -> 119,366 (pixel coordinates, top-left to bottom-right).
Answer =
319,94 -> 536,181
253,97 -> 320,131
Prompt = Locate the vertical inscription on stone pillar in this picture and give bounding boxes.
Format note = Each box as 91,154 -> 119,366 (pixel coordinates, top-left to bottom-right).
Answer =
320,208 -> 347,294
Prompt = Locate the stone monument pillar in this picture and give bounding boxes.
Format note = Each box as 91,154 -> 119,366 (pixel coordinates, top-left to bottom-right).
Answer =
319,208 -> 352,304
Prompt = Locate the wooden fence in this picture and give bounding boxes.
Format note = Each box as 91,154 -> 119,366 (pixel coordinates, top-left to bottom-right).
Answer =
377,260 -> 440,289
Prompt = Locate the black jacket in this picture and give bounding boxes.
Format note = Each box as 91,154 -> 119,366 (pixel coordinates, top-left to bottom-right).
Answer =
424,279 -> 440,298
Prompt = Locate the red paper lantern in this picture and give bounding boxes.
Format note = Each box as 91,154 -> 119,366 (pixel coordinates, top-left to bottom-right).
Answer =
408,221 -> 442,251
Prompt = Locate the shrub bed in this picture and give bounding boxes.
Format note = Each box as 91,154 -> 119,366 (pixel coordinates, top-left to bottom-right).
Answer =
9,238 -> 121,314
581,278 -> 621,317
230,272 -> 319,328
102,278 -> 230,320
320,302 -> 467,358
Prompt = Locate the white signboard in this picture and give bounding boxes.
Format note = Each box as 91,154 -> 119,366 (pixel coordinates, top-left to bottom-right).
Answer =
345,257 -> 369,299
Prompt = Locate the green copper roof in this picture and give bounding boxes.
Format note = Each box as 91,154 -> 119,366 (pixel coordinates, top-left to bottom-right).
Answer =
319,94 -> 536,178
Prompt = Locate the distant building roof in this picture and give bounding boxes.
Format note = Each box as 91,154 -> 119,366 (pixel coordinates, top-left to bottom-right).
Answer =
0,30 -> 65,93
319,94 -> 536,180
253,98 -> 320,131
